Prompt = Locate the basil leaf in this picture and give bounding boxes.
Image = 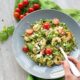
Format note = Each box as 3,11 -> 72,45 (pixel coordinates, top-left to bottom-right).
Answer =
61,9 -> 80,22
27,75 -> 64,80
27,75 -> 34,80
0,25 -> 14,42
27,43 -> 34,52
39,0 -> 61,10
29,0 -> 40,4
7,26 -> 14,36
0,31 -> 8,42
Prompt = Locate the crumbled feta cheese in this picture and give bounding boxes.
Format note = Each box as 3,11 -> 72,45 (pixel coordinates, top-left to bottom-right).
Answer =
36,54 -> 42,58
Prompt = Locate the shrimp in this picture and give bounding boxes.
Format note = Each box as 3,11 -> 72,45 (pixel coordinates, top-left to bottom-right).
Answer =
33,39 -> 46,53
66,32 -> 72,41
54,26 -> 65,35
51,37 -> 61,45
61,32 -> 72,41
58,28 -> 65,35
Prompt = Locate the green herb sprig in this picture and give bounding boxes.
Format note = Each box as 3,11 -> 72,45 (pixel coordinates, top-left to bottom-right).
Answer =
0,25 -> 14,42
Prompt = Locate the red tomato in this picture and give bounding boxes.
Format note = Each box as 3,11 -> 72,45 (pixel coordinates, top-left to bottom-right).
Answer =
26,29 -> 33,35
45,48 -> 52,55
33,4 -> 40,10
28,7 -> 34,13
22,47 -> 29,52
19,14 -> 24,19
25,12 -> 29,16
18,2 -> 24,9
53,18 -> 60,25
15,8 -> 21,13
23,0 -> 29,6
43,22 -> 50,30
14,12 -> 20,19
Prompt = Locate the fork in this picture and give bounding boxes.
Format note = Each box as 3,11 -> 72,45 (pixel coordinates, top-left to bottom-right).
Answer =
59,47 -> 80,77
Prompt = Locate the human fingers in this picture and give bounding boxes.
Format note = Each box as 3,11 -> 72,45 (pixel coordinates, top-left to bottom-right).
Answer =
68,56 -> 80,70
62,61 -> 73,79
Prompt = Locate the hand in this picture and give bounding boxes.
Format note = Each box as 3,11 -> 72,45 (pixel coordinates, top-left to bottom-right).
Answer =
61,56 -> 80,80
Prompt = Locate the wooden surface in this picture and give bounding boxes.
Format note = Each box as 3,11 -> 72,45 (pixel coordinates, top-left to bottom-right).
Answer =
0,0 -> 80,80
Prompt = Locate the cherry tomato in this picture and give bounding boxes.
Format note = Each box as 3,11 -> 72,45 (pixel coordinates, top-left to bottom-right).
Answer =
53,18 -> 60,25
23,0 -> 29,6
22,46 -> 29,52
33,4 -> 40,10
45,48 -> 52,55
28,7 -> 34,13
14,12 -> 20,19
43,22 -> 50,30
25,12 -> 29,16
15,8 -> 21,13
26,29 -> 33,35
18,2 -> 24,9
19,14 -> 24,20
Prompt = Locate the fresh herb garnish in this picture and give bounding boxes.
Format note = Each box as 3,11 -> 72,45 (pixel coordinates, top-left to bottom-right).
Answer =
0,25 -> 14,42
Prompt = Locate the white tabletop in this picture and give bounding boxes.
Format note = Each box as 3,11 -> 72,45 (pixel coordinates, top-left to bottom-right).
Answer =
0,0 -> 80,80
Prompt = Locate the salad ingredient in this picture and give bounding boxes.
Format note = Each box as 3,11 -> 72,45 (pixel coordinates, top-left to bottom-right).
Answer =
15,0 -> 23,9
22,18 -> 76,67
14,0 -> 41,20
33,4 -> 40,10
33,24 -> 41,31
27,75 -> 34,80
0,25 -> 14,42
65,32 -> 72,41
39,0 -> 61,10
26,29 -> 33,35
25,12 -> 29,15
45,48 -> 52,55
0,32 -> 8,41
53,18 -> 60,25
14,12 -> 20,19
18,2 -> 24,9
28,7 -> 34,13
7,26 -> 14,36
14,0 -> 80,23
54,55 -> 62,64
22,46 -> 29,52
15,8 -> 21,13
43,22 -> 50,30
23,0 -> 29,6
24,36 -> 30,41
26,74 -> 64,80
51,37 -> 61,46
61,9 -> 80,23
27,44 -> 34,52
19,14 -> 24,19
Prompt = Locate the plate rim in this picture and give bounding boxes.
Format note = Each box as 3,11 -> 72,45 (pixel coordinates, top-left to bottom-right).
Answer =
12,9 -> 80,79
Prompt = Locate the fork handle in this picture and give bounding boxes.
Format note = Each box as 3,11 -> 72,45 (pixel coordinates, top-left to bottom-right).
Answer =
69,60 -> 80,77
59,47 -> 80,77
